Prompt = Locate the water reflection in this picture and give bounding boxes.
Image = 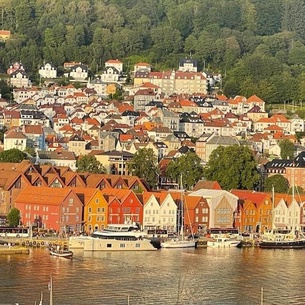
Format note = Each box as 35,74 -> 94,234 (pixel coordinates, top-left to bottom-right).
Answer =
0,247 -> 304,304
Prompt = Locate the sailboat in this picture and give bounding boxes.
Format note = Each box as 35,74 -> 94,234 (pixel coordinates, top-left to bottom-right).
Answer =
259,169 -> 305,249
161,176 -> 197,249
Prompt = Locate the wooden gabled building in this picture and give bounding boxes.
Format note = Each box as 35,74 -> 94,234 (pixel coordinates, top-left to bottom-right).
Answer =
15,186 -> 83,233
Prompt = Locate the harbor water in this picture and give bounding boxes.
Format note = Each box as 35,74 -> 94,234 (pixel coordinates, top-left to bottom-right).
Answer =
0,247 -> 304,305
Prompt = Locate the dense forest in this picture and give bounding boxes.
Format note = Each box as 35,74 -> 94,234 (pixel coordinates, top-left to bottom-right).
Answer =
1,0 -> 305,104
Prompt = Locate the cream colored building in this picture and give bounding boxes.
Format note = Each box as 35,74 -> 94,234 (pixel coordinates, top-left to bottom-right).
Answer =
190,189 -> 238,228
134,70 -> 208,95
4,130 -> 28,151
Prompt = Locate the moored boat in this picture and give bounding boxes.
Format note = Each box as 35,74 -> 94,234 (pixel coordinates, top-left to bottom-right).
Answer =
207,237 -> 241,248
83,236 -> 158,251
49,246 -> 73,258
259,237 -> 305,249
69,223 -> 160,251
161,177 -> 197,249
161,238 -> 197,249
259,177 -> 305,250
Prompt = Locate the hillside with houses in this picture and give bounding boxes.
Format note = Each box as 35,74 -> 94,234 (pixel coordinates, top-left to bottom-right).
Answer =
0,57 -> 305,235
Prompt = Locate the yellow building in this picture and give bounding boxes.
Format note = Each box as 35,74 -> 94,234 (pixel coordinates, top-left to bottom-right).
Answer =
71,187 -> 108,233
106,83 -> 117,95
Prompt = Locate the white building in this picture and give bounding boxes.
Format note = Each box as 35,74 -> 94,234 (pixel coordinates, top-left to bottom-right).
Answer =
4,130 -> 28,151
70,64 -> 88,81
10,70 -> 31,88
39,63 -> 57,79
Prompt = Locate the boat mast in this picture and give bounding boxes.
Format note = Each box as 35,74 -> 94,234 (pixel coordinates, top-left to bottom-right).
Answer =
180,173 -> 184,240
271,185 -> 275,234
292,163 -> 296,234
49,275 -> 53,305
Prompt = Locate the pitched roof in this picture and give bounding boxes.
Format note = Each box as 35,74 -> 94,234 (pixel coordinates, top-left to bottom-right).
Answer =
230,189 -> 269,207
193,180 -> 222,191
15,186 -> 75,205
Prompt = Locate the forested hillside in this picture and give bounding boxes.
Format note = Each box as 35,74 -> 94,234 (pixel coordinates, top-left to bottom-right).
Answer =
1,0 -> 305,104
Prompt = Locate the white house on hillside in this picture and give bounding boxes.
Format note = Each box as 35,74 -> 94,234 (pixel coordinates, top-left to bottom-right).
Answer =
39,63 -> 57,79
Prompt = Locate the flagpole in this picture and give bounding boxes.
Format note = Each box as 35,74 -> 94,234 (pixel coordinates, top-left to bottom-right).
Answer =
50,275 -> 53,305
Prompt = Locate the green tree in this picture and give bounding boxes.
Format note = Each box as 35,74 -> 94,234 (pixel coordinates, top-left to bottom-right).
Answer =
264,174 -> 289,194
24,147 -> 36,157
7,207 -> 21,227
204,145 -> 260,190
288,185 -> 304,195
279,139 -> 295,160
165,152 -> 204,190
76,155 -> 107,174
0,148 -> 28,162
127,148 -> 159,190
150,25 -> 183,55
0,80 -> 12,100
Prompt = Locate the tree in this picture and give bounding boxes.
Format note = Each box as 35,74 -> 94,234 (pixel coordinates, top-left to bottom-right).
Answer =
7,208 -> 21,227
264,174 -> 289,194
279,139 -> 295,160
204,145 -> 260,190
0,148 -> 28,163
288,185 -> 304,195
165,152 -> 204,190
24,147 -> 36,157
76,155 -> 107,174
127,148 -> 159,189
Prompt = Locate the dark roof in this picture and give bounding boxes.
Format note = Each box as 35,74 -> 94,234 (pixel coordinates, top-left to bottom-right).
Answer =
179,58 -> 198,67
173,131 -> 191,139
265,151 -> 305,169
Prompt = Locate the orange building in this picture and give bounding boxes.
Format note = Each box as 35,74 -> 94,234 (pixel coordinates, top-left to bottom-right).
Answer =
184,195 -> 209,234
102,188 -> 144,225
231,190 -> 272,233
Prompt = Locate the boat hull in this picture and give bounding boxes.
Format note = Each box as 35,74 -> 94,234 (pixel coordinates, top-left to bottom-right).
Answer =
69,236 -> 91,249
83,237 -> 158,251
207,240 -> 241,248
49,250 -> 73,258
259,240 -> 305,249
161,240 -> 197,249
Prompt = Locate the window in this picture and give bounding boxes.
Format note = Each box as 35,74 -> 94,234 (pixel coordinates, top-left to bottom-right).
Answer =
69,198 -> 74,205
95,198 -> 99,204
88,207 -> 92,213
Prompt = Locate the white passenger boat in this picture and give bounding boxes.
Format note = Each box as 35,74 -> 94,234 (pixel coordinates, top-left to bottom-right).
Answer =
207,237 -> 241,248
69,235 -> 91,249
69,223 -> 160,251
83,236 -> 158,251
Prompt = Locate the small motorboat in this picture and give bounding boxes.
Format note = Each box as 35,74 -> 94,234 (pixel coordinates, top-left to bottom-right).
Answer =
49,246 -> 73,259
